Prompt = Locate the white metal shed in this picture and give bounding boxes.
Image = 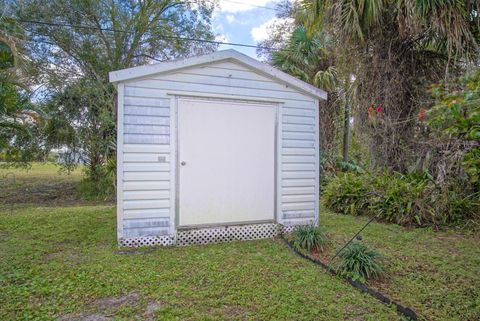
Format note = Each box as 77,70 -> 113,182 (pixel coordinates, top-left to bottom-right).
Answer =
109,49 -> 327,247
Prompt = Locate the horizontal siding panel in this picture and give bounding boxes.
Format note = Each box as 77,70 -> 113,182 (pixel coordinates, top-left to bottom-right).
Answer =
123,181 -> 170,191
141,73 -> 296,94
282,155 -> 315,164
283,210 -> 316,219
123,218 -> 170,229
124,153 -> 170,163
279,100 -> 316,109
123,199 -> 170,210
282,179 -> 315,187
205,60 -> 263,71
123,144 -> 170,153
124,227 -> 169,238
123,163 -> 169,172
124,97 -> 169,107
123,172 -> 169,181
124,115 -> 169,126
283,107 -> 315,116
125,106 -> 170,116
282,171 -> 316,179
283,124 -> 315,132
283,115 -> 315,125
124,190 -> 170,200
282,194 -> 316,203
124,124 -> 169,134
283,163 -> 316,171
282,155 -> 316,163
282,132 -> 315,140
282,218 -> 315,227
283,148 -> 315,156
124,134 -> 169,144
123,208 -> 171,219
283,186 -> 316,195
282,202 -> 315,211
125,85 -> 313,103
161,65 -> 278,83
283,139 -> 315,148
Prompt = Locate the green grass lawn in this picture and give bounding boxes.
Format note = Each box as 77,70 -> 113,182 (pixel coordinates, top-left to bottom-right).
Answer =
0,163 -> 478,320
0,206 -> 400,321
320,209 -> 480,321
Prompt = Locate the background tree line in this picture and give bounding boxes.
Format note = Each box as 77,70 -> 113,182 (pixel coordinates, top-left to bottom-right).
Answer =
1,0 -> 217,198
259,0 -> 479,227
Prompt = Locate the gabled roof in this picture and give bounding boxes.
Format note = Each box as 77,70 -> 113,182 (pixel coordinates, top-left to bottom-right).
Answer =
109,49 -> 327,100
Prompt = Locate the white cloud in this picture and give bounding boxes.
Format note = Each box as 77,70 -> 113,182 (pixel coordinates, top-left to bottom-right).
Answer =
226,14 -> 236,23
219,0 -> 273,13
250,17 -> 293,42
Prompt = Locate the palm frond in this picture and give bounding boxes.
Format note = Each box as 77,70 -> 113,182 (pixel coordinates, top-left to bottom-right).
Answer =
314,66 -> 338,91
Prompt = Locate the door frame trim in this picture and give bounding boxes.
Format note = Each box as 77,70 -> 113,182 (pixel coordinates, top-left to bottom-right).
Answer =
172,95 -> 281,229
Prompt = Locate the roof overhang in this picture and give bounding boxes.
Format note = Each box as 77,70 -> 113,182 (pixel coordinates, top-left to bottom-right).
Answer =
109,49 -> 327,100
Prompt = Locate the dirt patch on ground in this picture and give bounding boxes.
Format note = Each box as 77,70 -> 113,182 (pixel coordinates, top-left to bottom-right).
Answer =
344,305 -> 369,321
0,181 -> 113,207
220,305 -> 250,320
57,314 -> 112,321
57,293 -> 163,321
144,301 -> 163,321
92,292 -> 140,311
1,181 -> 76,205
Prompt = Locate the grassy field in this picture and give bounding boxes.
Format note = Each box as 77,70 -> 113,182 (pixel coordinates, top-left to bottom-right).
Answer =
0,163 -> 112,206
0,163 -> 478,320
0,163 -> 84,206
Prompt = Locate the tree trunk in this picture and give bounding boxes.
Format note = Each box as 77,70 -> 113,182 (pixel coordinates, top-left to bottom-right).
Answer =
343,103 -> 350,162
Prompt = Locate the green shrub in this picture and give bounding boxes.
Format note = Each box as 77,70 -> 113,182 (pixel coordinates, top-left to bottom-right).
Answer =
336,160 -> 364,173
337,242 -> 384,282
322,172 -> 371,216
77,158 -> 116,201
293,225 -> 329,252
323,171 -> 479,227
77,176 -> 114,201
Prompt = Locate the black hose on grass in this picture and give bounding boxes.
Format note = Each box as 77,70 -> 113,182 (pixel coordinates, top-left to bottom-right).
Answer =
281,236 -> 418,320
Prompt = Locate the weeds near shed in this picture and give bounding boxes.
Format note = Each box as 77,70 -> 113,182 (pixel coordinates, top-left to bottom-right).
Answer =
293,225 -> 329,252
337,242 -> 384,282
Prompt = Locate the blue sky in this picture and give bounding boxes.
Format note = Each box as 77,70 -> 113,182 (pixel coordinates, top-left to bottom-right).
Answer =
212,0 -> 282,58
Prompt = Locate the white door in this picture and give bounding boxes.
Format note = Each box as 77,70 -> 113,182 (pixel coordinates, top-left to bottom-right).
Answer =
177,98 -> 276,227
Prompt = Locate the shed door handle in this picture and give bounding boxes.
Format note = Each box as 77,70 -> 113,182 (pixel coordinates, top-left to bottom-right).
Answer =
180,161 -> 186,166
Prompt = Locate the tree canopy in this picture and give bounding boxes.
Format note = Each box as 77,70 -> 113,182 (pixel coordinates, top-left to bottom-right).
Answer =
7,0 -> 218,187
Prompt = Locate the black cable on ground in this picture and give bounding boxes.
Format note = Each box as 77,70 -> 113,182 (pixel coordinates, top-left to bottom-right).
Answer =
281,236 -> 419,320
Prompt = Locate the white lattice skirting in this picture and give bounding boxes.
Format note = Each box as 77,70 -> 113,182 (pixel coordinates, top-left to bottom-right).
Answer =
119,223 -> 294,247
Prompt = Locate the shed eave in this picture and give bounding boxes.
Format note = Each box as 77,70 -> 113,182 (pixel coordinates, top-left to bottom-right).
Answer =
109,49 -> 327,100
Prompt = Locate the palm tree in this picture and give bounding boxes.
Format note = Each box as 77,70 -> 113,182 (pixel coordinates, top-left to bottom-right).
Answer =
271,23 -> 343,156
272,25 -> 337,91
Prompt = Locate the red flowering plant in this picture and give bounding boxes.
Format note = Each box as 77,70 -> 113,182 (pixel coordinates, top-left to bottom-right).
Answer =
367,104 -> 383,124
